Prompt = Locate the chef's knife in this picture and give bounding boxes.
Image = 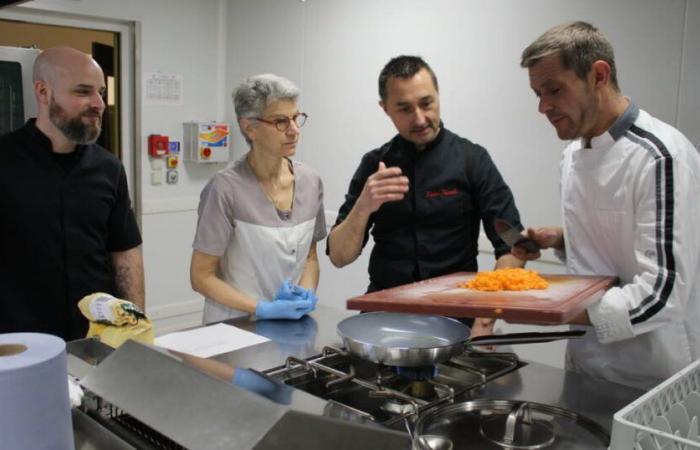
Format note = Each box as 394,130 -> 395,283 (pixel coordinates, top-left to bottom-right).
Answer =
494,218 -> 540,253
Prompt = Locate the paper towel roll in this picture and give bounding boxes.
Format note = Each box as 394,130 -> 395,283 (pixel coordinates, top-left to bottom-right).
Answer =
0,333 -> 74,450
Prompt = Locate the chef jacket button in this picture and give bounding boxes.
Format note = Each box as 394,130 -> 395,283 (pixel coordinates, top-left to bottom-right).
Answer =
291,249 -> 295,254
644,249 -> 655,258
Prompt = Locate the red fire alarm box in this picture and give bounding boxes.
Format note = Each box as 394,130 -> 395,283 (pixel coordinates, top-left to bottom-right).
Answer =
148,134 -> 169,157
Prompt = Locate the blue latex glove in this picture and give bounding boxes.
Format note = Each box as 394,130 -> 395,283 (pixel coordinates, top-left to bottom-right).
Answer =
273,279 -> 296,301
231,368 -> 293,404
256,280 -> 316,318
255,296 -> 313,319
274,279 -> 316,299
296,286 -> 319,308
280,282 -> 319,309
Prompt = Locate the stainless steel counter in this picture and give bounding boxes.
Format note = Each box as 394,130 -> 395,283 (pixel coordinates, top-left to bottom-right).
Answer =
211,305 -> 356,370
461,357 -> 642,433
72,304 -> 643,448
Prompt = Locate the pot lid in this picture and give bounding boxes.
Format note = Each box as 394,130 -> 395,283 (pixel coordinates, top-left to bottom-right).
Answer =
413,399 -> 609,449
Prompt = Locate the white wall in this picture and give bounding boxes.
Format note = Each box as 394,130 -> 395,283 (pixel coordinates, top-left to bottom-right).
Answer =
678,0 -> 700,150
223,0 -> 695,295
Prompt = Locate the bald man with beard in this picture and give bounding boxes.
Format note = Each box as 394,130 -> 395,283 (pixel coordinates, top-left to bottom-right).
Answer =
0,47 -> 144,340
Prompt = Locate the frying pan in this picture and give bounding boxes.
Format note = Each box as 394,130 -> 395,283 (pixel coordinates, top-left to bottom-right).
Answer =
337,312 -> 584,367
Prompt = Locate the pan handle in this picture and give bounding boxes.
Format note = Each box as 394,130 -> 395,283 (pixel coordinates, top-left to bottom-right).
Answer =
466,329 -> 585,347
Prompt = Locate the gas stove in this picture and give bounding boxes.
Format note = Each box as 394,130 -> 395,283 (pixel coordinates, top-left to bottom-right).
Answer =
262,345 -> 524,428
66,306 -> 645,449
259,346 -> 624,448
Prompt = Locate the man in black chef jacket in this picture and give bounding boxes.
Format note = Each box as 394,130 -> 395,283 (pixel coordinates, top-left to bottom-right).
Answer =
327,55 -> 524,336
0,47 -> 144,341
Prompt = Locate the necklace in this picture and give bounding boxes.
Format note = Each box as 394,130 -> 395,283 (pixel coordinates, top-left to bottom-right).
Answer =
260,178 -> 294,210
248,155 -> 295,210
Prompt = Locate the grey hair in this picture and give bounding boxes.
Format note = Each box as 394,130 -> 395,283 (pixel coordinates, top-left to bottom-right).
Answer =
520,21 -> 619,91
232,73 -> 300,143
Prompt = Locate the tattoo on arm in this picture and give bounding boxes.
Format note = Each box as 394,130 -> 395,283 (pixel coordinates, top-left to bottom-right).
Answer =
112,247 -> 146,310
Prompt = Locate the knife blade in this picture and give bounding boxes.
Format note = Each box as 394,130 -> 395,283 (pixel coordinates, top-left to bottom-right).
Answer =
494,219 -> 540,253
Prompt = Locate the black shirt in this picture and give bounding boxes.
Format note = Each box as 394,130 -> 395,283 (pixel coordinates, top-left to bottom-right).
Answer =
0,119 -> 142,340
329,126 -> 523,293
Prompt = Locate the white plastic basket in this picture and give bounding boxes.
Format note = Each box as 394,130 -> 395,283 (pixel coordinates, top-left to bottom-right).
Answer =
611,359 -> 700,449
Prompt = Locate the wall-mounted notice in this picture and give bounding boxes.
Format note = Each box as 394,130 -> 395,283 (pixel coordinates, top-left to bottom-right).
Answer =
144,72 -> 183,106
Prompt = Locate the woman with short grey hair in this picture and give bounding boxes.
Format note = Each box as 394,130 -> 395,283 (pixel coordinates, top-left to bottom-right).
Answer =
190,74 -> 326,322
233,74 -> 300,141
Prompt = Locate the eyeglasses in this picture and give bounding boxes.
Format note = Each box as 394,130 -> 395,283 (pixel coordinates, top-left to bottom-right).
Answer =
254,112 -> 308,132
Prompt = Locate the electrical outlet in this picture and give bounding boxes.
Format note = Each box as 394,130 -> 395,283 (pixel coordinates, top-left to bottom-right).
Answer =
150,157 -> 165,171
151,170 -> 164,185
166,169 -> 179,184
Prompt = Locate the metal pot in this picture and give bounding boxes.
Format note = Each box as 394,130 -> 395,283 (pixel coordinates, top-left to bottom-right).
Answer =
337,312 -> 584,367
412,399 -> 609,449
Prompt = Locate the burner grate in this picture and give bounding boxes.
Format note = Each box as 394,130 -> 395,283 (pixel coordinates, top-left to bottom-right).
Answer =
94,404 -> 188,450
263,347 -> 522,426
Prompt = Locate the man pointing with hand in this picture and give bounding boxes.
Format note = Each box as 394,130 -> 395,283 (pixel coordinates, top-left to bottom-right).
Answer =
327,160 -> 409,266
327,56 -> 525,334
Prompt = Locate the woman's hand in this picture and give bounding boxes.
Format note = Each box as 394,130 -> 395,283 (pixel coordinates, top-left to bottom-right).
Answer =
255,280 -> 316,320
255,298 -> 314,320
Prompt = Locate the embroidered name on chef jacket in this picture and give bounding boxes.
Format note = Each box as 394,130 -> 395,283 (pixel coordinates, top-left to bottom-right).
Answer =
425,187 -> 461,198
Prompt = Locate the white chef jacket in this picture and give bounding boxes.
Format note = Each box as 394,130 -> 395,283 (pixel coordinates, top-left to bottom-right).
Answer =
559,103 -> 700,391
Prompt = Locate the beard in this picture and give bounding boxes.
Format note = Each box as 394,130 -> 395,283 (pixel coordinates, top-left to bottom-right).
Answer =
49,97 -> 102,145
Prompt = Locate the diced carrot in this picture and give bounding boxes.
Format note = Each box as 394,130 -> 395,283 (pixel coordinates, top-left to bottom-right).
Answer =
458,268 -> 548,291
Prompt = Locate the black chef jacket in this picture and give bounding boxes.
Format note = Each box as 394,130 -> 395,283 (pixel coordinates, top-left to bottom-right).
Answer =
0,119 -> 142,340
329,126 -> 523,293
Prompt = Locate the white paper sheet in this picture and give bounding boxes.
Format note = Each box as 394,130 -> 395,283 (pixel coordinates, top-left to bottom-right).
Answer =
154,323 -> 269,358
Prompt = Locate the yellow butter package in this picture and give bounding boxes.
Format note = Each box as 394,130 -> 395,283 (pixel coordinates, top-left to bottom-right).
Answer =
78,293 -> 154,348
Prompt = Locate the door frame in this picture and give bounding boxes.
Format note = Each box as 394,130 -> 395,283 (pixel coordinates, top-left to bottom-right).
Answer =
0,6 -> 142,219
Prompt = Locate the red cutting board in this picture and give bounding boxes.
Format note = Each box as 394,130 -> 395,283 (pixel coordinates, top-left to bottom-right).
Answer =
346,272 -> 618,324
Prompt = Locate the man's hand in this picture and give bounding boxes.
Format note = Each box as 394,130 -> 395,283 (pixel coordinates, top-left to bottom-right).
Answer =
470,318 -> 496,337
328,161 -> 409,268
511,227 -> 564,261
354,161 -> 409,216
468,318 -> 497,351
494,253 -> 525,270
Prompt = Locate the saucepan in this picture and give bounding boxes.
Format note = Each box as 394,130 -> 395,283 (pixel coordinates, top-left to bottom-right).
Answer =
337,312 -> 584,367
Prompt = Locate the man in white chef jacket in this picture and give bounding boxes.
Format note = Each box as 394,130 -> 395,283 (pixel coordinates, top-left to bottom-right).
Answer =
515,21 -> 700,390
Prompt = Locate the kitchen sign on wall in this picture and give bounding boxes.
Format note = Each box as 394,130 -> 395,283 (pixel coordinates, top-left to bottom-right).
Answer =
144,72 -> 183,106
